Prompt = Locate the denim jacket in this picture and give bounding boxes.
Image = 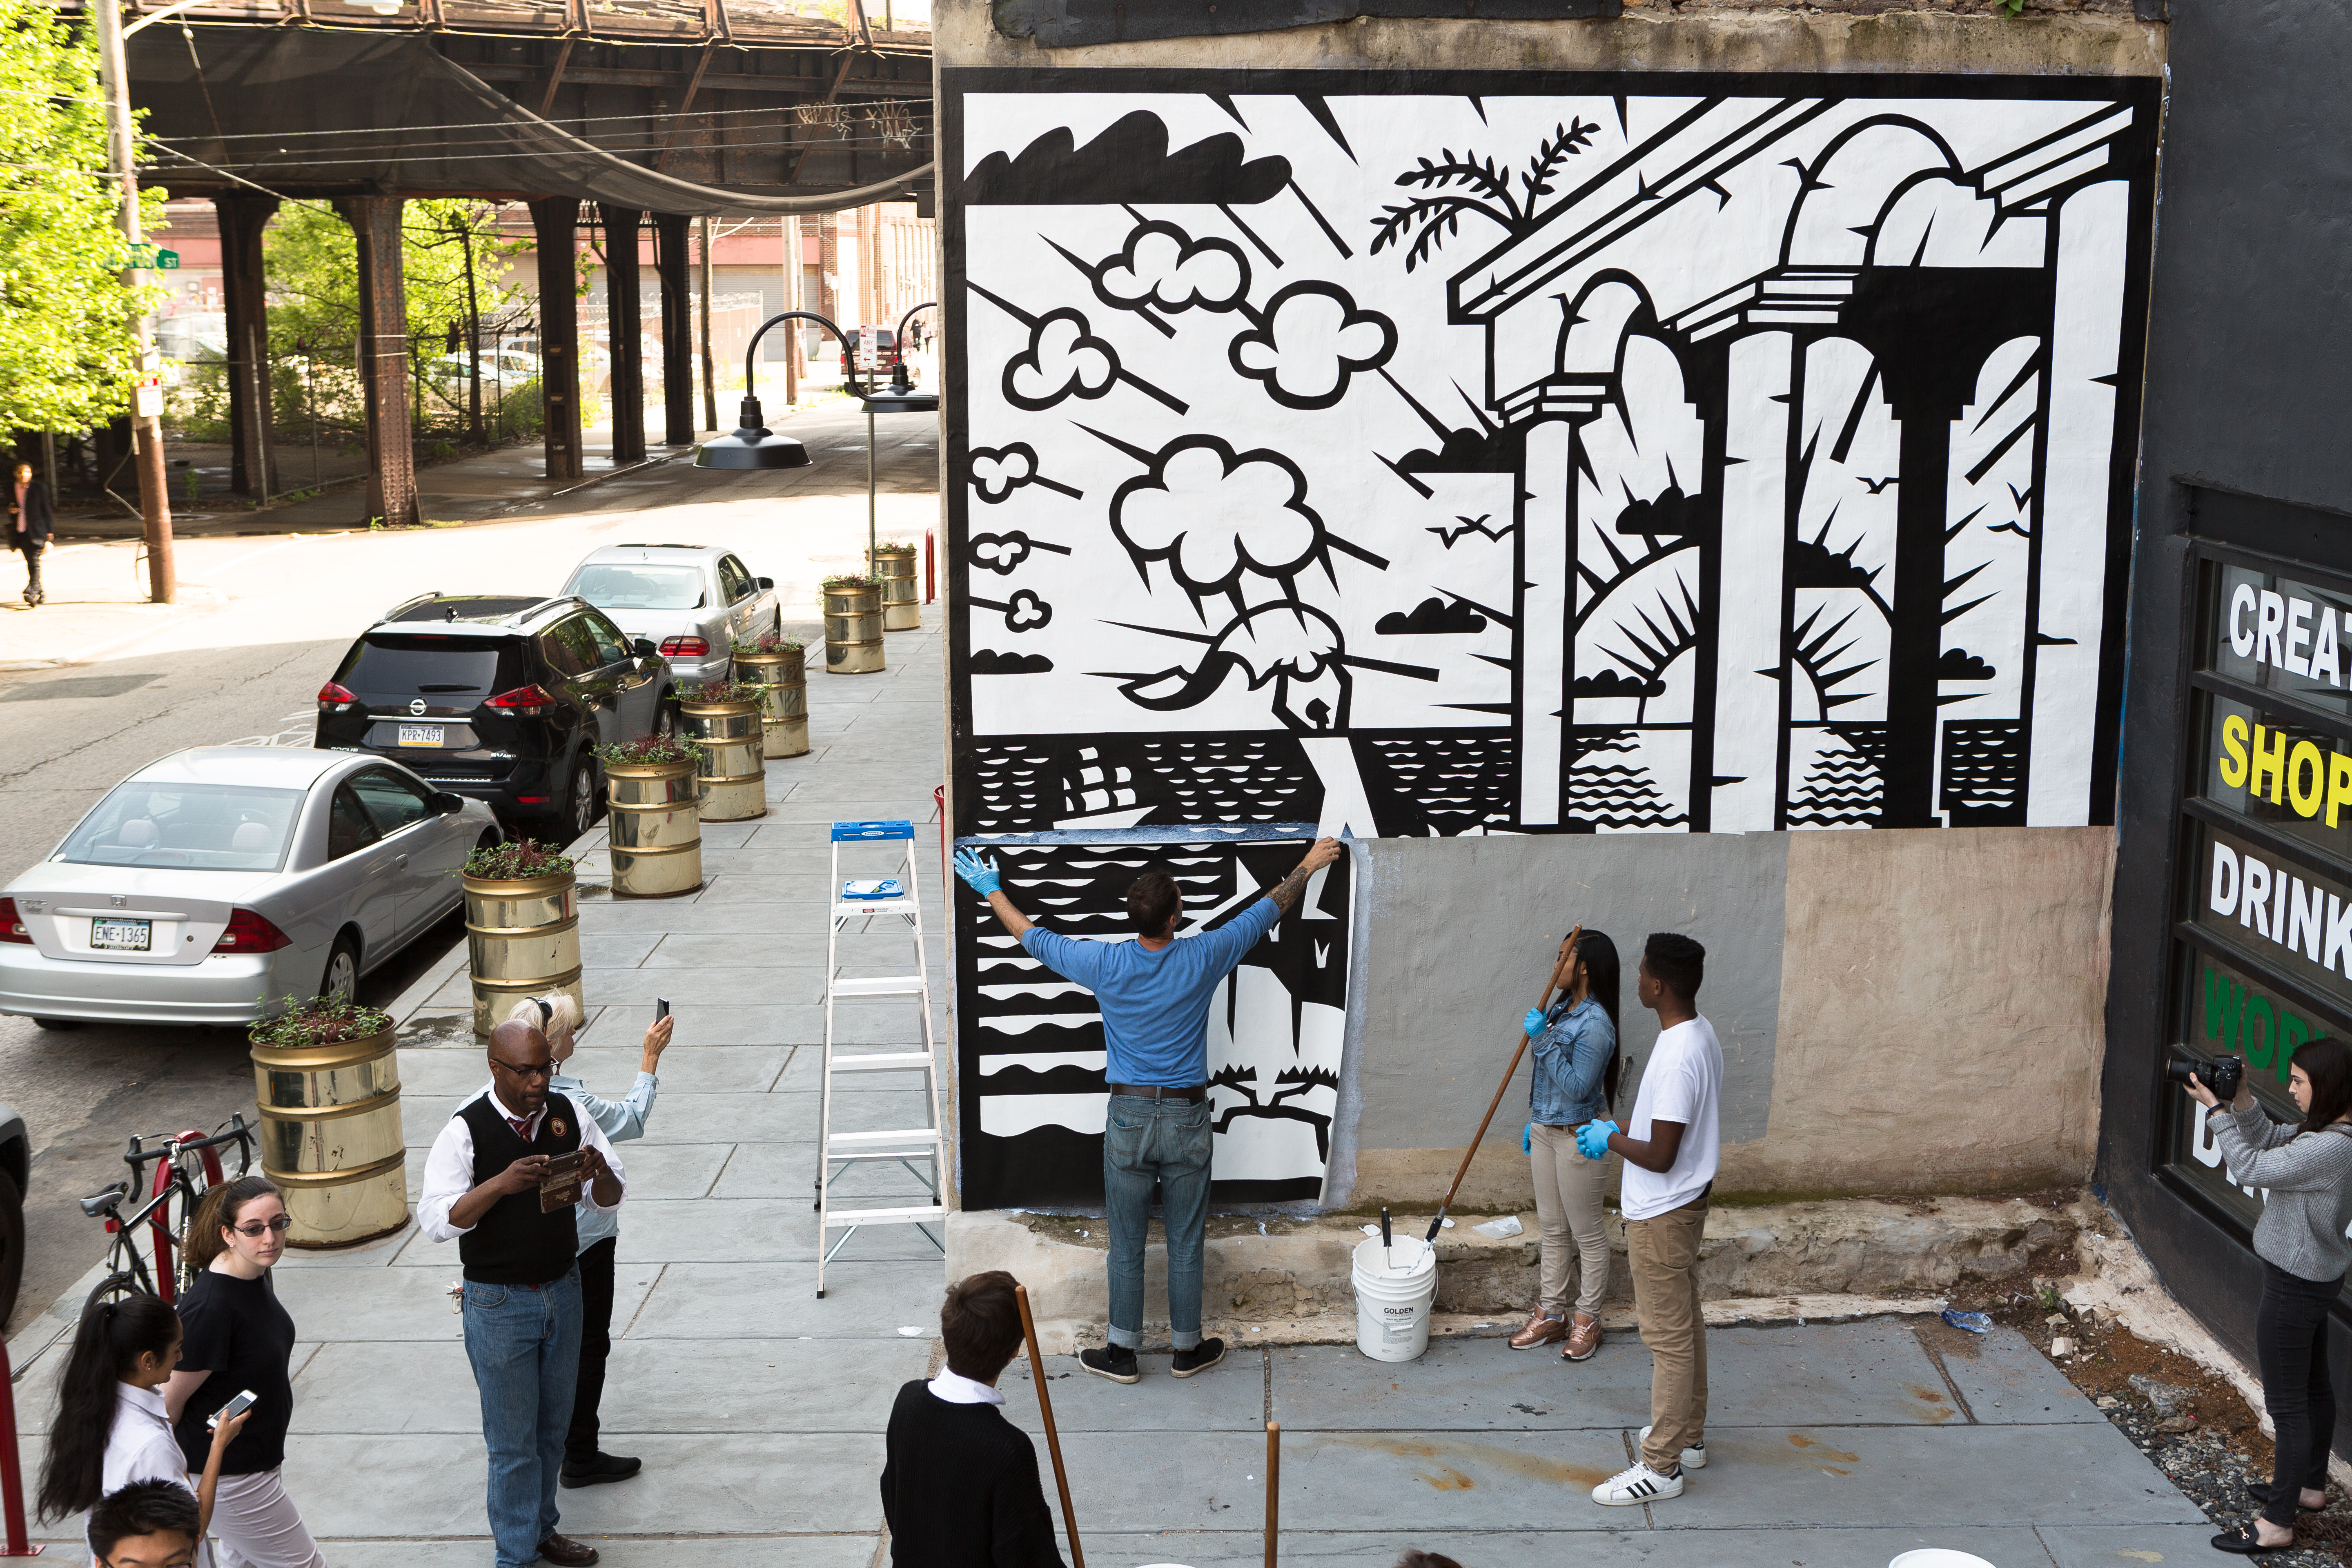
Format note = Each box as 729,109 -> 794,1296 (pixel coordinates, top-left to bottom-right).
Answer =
1528,995 -> 1614,1128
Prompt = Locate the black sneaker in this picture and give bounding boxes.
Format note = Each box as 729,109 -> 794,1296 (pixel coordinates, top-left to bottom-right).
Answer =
1171,1338 -> 1226,1378
1078,1344 -> 1140,1384
559,1452 -> 643,1488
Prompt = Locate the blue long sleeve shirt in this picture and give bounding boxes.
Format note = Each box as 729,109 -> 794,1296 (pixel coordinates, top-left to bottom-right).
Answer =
1019,898 -> 1282,1087
1528,996 -> 1614,1127
550,1069 -> 658,1252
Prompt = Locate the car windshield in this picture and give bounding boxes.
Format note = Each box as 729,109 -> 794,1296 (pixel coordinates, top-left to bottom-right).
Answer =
566,564 -> 706,611
336,635 -> 507,695
56,781 -> 305,871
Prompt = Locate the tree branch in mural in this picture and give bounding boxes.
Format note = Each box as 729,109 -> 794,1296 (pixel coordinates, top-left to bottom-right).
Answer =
1368,118 -> 1601,270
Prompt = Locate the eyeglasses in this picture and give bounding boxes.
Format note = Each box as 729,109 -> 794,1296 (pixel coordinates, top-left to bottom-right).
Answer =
492,1060 -> 555,1079
233,1216 -> 293,1236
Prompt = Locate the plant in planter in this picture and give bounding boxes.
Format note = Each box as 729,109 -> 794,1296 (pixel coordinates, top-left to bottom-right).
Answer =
600,735 -> 704,898
731,631 -> 804,657
247,995 -> 409,1249
462,838 -> 576,882
595,734 -> 704,768
822,574 -> 885,674
731,636 -> 810,759
673,683 -> 767,821
249,996 -> 394,1050
459,838 -> 582,1037
821,573 -> 880,592
675,678 -> 769,705
869,541 -> 920,630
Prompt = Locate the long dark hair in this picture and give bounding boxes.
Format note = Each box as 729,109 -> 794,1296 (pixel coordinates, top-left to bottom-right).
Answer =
187,1174 -> 282,1273
1576,930 -> 1624,1109
2294,1036 -> 2352,1134
36,1293 -> 180,1522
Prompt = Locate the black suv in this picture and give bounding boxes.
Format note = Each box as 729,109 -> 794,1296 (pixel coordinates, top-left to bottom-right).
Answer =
316,594 -> 675,840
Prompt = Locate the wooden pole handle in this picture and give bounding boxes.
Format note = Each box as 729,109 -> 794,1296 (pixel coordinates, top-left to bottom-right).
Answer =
1434,925 -> 1585,1218
1014,1284 -> 1083,1568
1264,1421 -> 1280,1568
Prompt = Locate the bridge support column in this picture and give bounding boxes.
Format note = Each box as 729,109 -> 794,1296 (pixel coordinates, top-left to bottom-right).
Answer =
598,204 -> 646,465
216,193 -> 278,499
337,195 -> 417,528
530,198 -> 585,483
654,212 -> 694,445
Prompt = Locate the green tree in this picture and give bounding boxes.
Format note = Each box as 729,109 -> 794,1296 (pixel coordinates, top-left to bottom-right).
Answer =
0,0 -> 164,431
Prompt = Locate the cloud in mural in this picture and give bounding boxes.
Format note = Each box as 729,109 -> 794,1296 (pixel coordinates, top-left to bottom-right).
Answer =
1110,436 -> 1324,598
1004,310 -> 1120,411
1375,596 -> 1486,636
970,443 -> 1038,501
1096,223 -> 1251,314
1938,648 -> 1997,681
971,648 -> 1055,676
964,110 -> 1292,205
1613,483 -> 1706,538
1788,536 -> 1882,593
1228,282 -> 1396,410
1572,668 -> 1668,699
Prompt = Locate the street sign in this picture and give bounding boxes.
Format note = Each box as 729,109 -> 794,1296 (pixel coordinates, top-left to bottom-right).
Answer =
118,244 -> 179,270
132,372 -> 162,419
154,248 -> 178,270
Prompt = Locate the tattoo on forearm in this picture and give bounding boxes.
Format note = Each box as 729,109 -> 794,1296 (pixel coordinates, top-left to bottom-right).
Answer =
1265,865 -> 1312,913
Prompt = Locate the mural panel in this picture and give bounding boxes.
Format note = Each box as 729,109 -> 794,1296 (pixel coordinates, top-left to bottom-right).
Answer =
943,71 -> 2157,1203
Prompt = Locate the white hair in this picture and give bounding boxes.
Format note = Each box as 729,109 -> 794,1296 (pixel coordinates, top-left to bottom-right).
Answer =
506,993 -> 582,1035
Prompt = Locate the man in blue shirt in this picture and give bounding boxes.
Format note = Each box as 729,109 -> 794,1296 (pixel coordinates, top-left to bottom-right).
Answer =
956,835 -> 1343,1383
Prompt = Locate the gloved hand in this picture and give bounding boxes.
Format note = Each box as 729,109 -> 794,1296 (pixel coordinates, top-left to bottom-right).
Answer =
953,849 -> 1003,897
1523,1006 -> 1548,1038
1576,1120 -> 1619,1161
1521,1121 -> 1532,1155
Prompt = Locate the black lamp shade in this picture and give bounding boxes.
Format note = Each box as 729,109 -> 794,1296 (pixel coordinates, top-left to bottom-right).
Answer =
860,388 -> 940,415
694,430 -> 813,469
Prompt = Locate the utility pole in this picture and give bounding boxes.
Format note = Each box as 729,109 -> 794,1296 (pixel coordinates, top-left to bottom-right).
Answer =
697,214 -> 717,434
782,215 -> 800,408
94,0 -> 173,602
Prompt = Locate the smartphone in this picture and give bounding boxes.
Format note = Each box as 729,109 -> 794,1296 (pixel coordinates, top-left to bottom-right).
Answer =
208,1389 -> 258,1430
655,998 -> 671,1022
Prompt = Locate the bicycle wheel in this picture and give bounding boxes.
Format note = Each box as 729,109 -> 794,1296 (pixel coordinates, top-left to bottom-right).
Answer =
83,1264 -> 153,1316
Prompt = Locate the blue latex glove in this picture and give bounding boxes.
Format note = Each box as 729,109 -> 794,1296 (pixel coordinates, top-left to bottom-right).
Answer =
953,849 -> 1003,896
1577,1120 -> 1620,1161
1521,1121 -> 1532,1155
1523,1006 -> 1548,1038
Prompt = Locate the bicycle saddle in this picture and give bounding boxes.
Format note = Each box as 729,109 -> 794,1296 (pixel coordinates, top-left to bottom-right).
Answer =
79,1183 -> 128,1217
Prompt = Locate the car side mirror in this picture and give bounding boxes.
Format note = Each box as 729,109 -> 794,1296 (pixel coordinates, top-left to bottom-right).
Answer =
430,790 -> 466,815
757,576 -> 774,590
633,637 -> 657,658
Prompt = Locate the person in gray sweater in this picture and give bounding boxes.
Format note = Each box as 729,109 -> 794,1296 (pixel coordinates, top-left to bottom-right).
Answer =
2188,1035 -> 2352,1555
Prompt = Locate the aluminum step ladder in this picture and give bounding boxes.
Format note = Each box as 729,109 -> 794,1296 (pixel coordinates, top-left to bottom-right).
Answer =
816,818 -> 944,1297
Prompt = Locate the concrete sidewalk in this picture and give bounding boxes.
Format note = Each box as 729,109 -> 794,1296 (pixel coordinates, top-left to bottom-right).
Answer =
5,614 -> 2233,1566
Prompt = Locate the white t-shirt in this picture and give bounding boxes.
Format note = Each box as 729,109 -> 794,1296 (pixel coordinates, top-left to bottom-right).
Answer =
1618,1015 -> 1724,1223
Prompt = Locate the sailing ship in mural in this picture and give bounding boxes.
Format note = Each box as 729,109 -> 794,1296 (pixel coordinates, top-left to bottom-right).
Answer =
945,74 -> 2156,1202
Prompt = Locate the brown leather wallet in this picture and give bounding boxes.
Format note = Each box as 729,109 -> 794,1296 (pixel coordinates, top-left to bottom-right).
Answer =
1109,1083 -> 1207,1102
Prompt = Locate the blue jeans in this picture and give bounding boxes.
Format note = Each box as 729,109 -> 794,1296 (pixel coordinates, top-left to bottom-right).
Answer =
1102,1094 -> 1214,1351
462,1269 -> 583,1568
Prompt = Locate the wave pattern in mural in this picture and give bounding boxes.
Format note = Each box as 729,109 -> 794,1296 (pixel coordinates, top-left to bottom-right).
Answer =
943,72 -> 2156,1203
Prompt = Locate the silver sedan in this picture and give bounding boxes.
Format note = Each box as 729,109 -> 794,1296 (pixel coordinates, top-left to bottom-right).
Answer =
0,748 -> 499,1027
559,543 -> 782,686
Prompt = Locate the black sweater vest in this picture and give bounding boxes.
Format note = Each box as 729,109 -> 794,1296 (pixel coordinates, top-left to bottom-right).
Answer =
457,1094 -> 582,1285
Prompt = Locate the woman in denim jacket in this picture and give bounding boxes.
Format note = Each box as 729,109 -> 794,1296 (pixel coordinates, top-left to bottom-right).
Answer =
1508,930 -> 1622,1361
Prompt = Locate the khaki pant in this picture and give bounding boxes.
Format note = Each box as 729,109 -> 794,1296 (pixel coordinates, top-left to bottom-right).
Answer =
1627,1194 -> 1709,1472
1527,1121 -> 1611,1318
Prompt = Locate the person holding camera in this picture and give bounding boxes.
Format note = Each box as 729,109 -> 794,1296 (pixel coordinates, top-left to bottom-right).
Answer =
2186,1037 -> 2352,1555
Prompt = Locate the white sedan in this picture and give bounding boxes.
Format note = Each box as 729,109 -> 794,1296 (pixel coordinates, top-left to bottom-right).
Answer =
0,748 -> 499,1027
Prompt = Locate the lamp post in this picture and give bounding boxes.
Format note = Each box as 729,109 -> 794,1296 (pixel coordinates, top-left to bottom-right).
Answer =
693,305 -> 940,585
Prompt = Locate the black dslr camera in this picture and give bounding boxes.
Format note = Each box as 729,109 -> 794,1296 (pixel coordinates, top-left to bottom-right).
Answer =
2165,1052 -> 2245,1101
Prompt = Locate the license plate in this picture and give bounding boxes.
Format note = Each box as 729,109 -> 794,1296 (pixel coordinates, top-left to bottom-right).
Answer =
398,724 -> 445,748
91,918 -> 151,951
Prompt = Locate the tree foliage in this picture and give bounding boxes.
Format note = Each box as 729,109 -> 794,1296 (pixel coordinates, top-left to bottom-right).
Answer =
0,0 -> 165,431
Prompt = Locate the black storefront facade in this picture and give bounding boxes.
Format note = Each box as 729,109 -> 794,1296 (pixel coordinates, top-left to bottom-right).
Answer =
2103,2 -> 2352,1454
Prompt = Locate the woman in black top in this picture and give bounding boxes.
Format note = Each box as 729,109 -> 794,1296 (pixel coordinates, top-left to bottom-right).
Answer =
161,1177 -> 326,1568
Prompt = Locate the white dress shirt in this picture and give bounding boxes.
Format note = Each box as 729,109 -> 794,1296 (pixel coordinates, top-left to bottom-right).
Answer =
419,1085 -> 626,1243
93,1383 -> 202,1565
926,1368 -> 1005,1406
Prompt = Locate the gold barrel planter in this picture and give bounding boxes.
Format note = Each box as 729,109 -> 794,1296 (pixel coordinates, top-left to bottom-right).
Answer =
462,860 -> 582,1037
823,578 -> 885,675
734,643 -> 810,759
605,751 -> 703,898
871,544 -> 920,631
248,1009 -> 408,1249
677,687 -> 768,821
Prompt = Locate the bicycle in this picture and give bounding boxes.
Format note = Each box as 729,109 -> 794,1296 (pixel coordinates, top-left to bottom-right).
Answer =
78,1115 -> 258,1306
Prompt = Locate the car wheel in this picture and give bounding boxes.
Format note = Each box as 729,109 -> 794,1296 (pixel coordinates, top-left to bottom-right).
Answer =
0,1167 -> 23,1330
568,758 -> 599,842
320,934 -> 360,1005
30,1017 -> 80,1031
653,697 -> 677,739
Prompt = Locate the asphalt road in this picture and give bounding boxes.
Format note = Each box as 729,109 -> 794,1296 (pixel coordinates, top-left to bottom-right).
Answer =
1,398 -> 942,1334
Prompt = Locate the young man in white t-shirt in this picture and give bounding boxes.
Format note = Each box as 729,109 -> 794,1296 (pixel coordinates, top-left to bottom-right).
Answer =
1577,932 -> 1721,1506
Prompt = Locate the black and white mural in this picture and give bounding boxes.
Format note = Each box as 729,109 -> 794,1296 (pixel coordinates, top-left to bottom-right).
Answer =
944,72 -> 2157,1204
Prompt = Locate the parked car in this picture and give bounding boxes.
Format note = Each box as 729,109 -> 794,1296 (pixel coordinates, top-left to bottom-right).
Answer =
0,1101 -> 23,1328
314,593 -> 673,840
559,545 -> 782,686
0,748 -> 499,1027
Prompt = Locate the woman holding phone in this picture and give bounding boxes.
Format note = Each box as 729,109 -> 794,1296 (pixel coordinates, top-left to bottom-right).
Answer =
35,1292 -> 250,1561
511,992 -> 674,1488
164,1177 -> 327,1568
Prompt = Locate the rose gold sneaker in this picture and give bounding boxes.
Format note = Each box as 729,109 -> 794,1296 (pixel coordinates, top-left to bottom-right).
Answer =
1508,1310 -> 1567,1350
1561,1312 -> 1604,1362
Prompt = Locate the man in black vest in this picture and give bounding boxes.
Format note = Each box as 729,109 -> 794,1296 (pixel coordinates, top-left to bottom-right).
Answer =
421,1019 -> 628,1568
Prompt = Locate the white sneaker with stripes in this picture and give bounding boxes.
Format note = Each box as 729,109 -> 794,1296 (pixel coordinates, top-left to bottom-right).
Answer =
1592,1460 -> 1683,1506
1638,1425 -> 1708,1469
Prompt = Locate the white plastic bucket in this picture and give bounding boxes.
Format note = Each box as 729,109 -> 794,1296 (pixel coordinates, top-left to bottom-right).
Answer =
1352,1234 -> 1439,1362
1887,1552 -> 1997,1568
